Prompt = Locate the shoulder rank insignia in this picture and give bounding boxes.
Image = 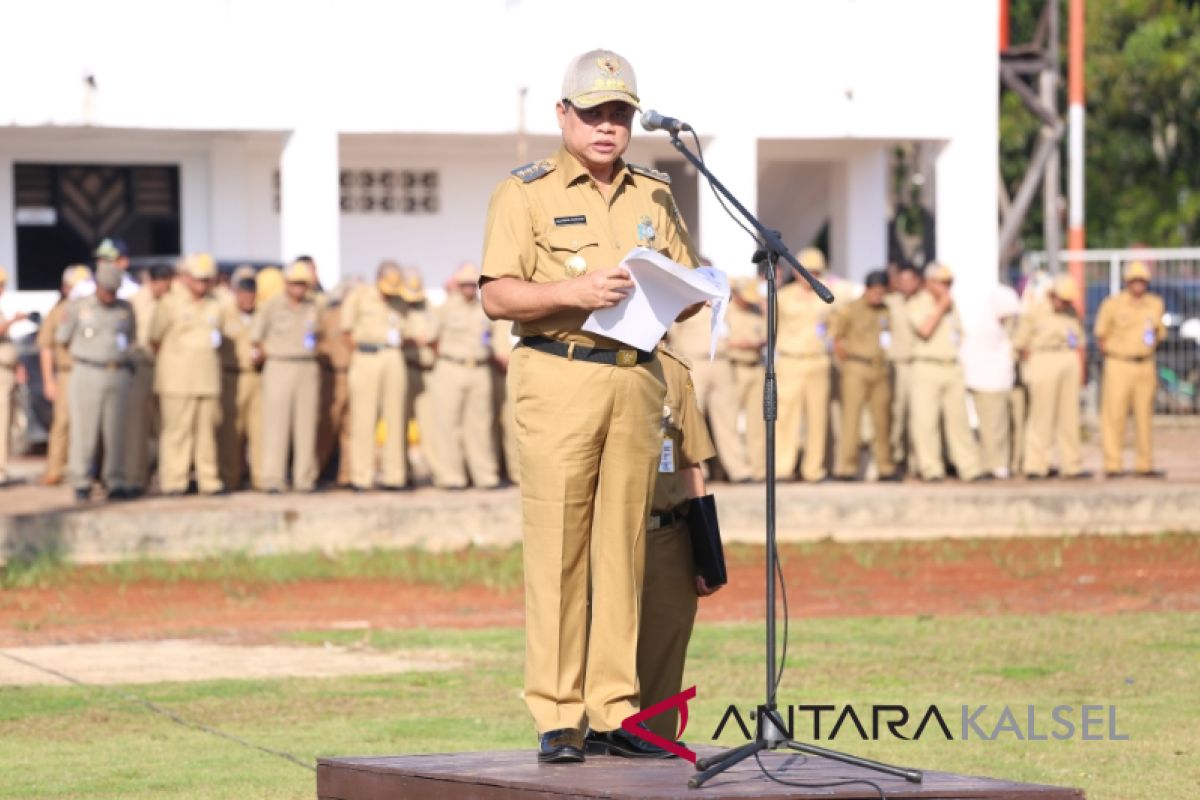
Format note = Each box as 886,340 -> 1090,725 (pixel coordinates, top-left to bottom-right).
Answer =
511,160 -> 556,183
628,163 -> 671,184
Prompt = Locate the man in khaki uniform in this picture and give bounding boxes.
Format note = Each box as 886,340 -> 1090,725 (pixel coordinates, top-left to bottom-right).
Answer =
776,247 -> 834,482
150,254 -> 228,495
489,315 -> 521,484
125,263 -> 173,495
831,270 -> 897,481
217,268 -> 263,490
398,267 -> 437,482
37,265 -> 92,485
886,264 -> 922,473
724,278 -> 767,481
636,345 -> 720,741
317,283 -> 354,486
0,266 -> 28,485
1095,260 -> 1166,477
429,263 -> 499,489
1014,275 -> 1087,479
253,260 -> 322,493
57,263 -> 136,500
341,261 -> 409,491
480,49 -> 700,763
906,262 -> 983,482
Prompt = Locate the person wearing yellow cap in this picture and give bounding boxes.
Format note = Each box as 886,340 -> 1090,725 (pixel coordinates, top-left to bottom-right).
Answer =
1094,260 -> 1166,477
36,265 -> 92,485
428,262 -> 500,489
905,262 -> 983,482
0,265 -> 29,485
480,48 -> 700,762
252,259 -> 323,493
1014,275 -> 1088,479
396,266 -> 438,482
340,261 -> 411,491
149,253 -> 230,495
775,247 -> 835,482
724,276 -> 768,481
124,262 -> 174,497
57,262 -> 137,500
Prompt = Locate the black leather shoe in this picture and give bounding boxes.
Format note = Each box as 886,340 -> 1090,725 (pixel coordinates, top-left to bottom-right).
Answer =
877,472 -> 902,482
585,727 -> 674,759
538,728 -> 584,764
1134,469 -> 1166,479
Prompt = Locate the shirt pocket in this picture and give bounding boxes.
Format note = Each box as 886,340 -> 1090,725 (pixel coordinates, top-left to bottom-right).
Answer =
541,229 -> 601,277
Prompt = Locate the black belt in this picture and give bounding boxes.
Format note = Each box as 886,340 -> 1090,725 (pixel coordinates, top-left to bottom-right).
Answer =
440,354 -> 487,368
1107,354 -> 1152,363
74,356 -> 133,372
521,336 -> 653,367
647,508 -> 682,532
355,343 -> 401,354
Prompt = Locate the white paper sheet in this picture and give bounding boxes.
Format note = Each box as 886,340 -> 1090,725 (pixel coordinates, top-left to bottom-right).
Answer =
582,247 -> 731,357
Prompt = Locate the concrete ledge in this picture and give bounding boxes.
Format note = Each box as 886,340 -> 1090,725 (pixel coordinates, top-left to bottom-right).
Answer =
3,479 -> 1198,565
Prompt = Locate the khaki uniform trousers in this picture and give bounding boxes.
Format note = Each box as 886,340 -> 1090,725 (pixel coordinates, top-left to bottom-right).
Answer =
909,361 -> 982,481
692,358 -> 748,481
219,371 -> 262,490
260,359 -> 319,492
0,367 -> 13,481
776,355 -> 830,481
317,367 -> 351,485
1023,351 -> 1082,476
432,359 -> 498,488
408,364 -> 437,481
159,393 -> 222,494
732,362 -> 766,481
1101,357 -> 1156,473
636,519 -> 697,741
69,364 -> 131,491
123,357 -> 155,490
890,361 -> 914,471
45,369 -> 72,481
492,363 -> 520,484
970,390 -> 1012,477
513,346 -> 665,734
835,361 -> 893,478
348,350 -> 406,488
1009,375 -> 1028,475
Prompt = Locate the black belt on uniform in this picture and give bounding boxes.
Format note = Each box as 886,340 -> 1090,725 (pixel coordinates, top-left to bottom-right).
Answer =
520,336 -> 653,367
355,343 -> 402,354
647,508 -> 682,532
914,357 -> 958,365
74,356 -> 133,372
440,354 -> 487,368
1107,353 -> 1152,363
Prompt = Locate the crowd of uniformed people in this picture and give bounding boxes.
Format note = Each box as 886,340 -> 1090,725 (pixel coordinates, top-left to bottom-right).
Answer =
0,235 -> 1168,500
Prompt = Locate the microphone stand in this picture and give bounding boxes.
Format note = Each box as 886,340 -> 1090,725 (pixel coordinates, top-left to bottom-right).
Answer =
665,131 -> 923,790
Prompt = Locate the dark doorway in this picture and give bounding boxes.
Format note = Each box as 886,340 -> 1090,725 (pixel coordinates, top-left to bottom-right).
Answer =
13,163 -> 181,289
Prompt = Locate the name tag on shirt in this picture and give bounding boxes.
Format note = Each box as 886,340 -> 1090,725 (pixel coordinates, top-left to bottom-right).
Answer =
554,215 -> 586,227
658,437 -> 675,473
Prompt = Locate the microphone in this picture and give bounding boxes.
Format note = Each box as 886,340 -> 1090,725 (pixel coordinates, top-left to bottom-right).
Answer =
640,109 -> 691,134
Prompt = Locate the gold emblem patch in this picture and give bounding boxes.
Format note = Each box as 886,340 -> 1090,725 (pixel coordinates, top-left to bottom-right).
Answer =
564,254 -> 588,278
597,56 -> 621,76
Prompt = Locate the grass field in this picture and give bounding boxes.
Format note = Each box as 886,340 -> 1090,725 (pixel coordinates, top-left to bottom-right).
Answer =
2,612 -> 1196,799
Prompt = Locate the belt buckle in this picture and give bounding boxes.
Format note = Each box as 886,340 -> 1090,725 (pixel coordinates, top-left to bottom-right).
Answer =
616,349 -> 638,368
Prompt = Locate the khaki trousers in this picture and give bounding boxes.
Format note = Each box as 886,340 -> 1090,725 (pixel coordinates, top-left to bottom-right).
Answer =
159,393 -> 221,494
513,346 -> 665,734
44,369 -> 71,481
260,359 -> 319,491
776,355 -> 830,481
218,370 -> 262,490
692,358 -> 749,481
1024,351 -> 1082,476
317,367 -> 351,484
971,390 -> 1012,477
890,361 -> 914,470
0,367 -> 13,481
123,357 -> 155,490
732,361 -> 766,480
408,364 -> 437,481
909,361 -> 982,481
432,359 -> 498,488
1101,357 -> 1156,473
68,364 -> 132,491
1010,376 -> 1028,475
492,364 -> 520,484
637,519 -> 697,741
836,361 -> 893,478
348,350 -> 406,488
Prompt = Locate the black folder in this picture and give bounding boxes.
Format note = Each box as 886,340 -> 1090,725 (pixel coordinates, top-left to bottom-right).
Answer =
685,493 -> 727,588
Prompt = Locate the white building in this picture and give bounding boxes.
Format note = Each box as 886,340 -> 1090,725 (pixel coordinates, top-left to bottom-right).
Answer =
0,0 -> 997,315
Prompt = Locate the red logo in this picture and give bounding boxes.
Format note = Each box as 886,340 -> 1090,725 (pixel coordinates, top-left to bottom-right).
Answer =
621,685 -> 697,763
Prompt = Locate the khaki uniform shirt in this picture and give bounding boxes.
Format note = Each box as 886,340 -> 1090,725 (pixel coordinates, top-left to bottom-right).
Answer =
906,290 -> 963,361
319,304 -> 353,371
340,286 -> 407,348
777,282 -> 832,357
150,291 -> 228,396
1094,290 -> 1166,358
668,306 -> 723,361
831,296 -> 890,368
432,293 -> 491,363
884,292 -> 915,362
251,294 -> 322,360
480,145 -> 699,348
37,298 -> 74,372
652,349 -> 717,513
724,301 -> 765,365
223,309 -> 259,372
1013,306 -> 1085,352
0,310 -> 18,369
129,286 -> 159,364
56,295 -> 136,364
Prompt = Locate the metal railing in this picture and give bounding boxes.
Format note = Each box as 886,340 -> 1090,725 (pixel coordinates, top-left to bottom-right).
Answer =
1023,248 -> 1200,415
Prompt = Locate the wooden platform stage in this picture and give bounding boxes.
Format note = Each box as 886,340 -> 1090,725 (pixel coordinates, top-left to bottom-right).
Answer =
317,748 -> 1085,799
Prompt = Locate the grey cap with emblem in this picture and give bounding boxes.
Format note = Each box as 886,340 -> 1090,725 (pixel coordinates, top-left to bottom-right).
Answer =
561,49 -> 639,109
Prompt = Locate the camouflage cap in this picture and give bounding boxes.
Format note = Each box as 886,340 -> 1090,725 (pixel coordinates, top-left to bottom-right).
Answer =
562,49 -> 639,109
62,264 -> 93,290
1123,260 -> 1151,283
96,262 -> 123,291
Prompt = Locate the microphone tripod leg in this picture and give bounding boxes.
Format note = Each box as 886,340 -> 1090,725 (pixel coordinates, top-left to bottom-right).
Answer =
689,740 -> 768,789
783,741 -> 924,783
